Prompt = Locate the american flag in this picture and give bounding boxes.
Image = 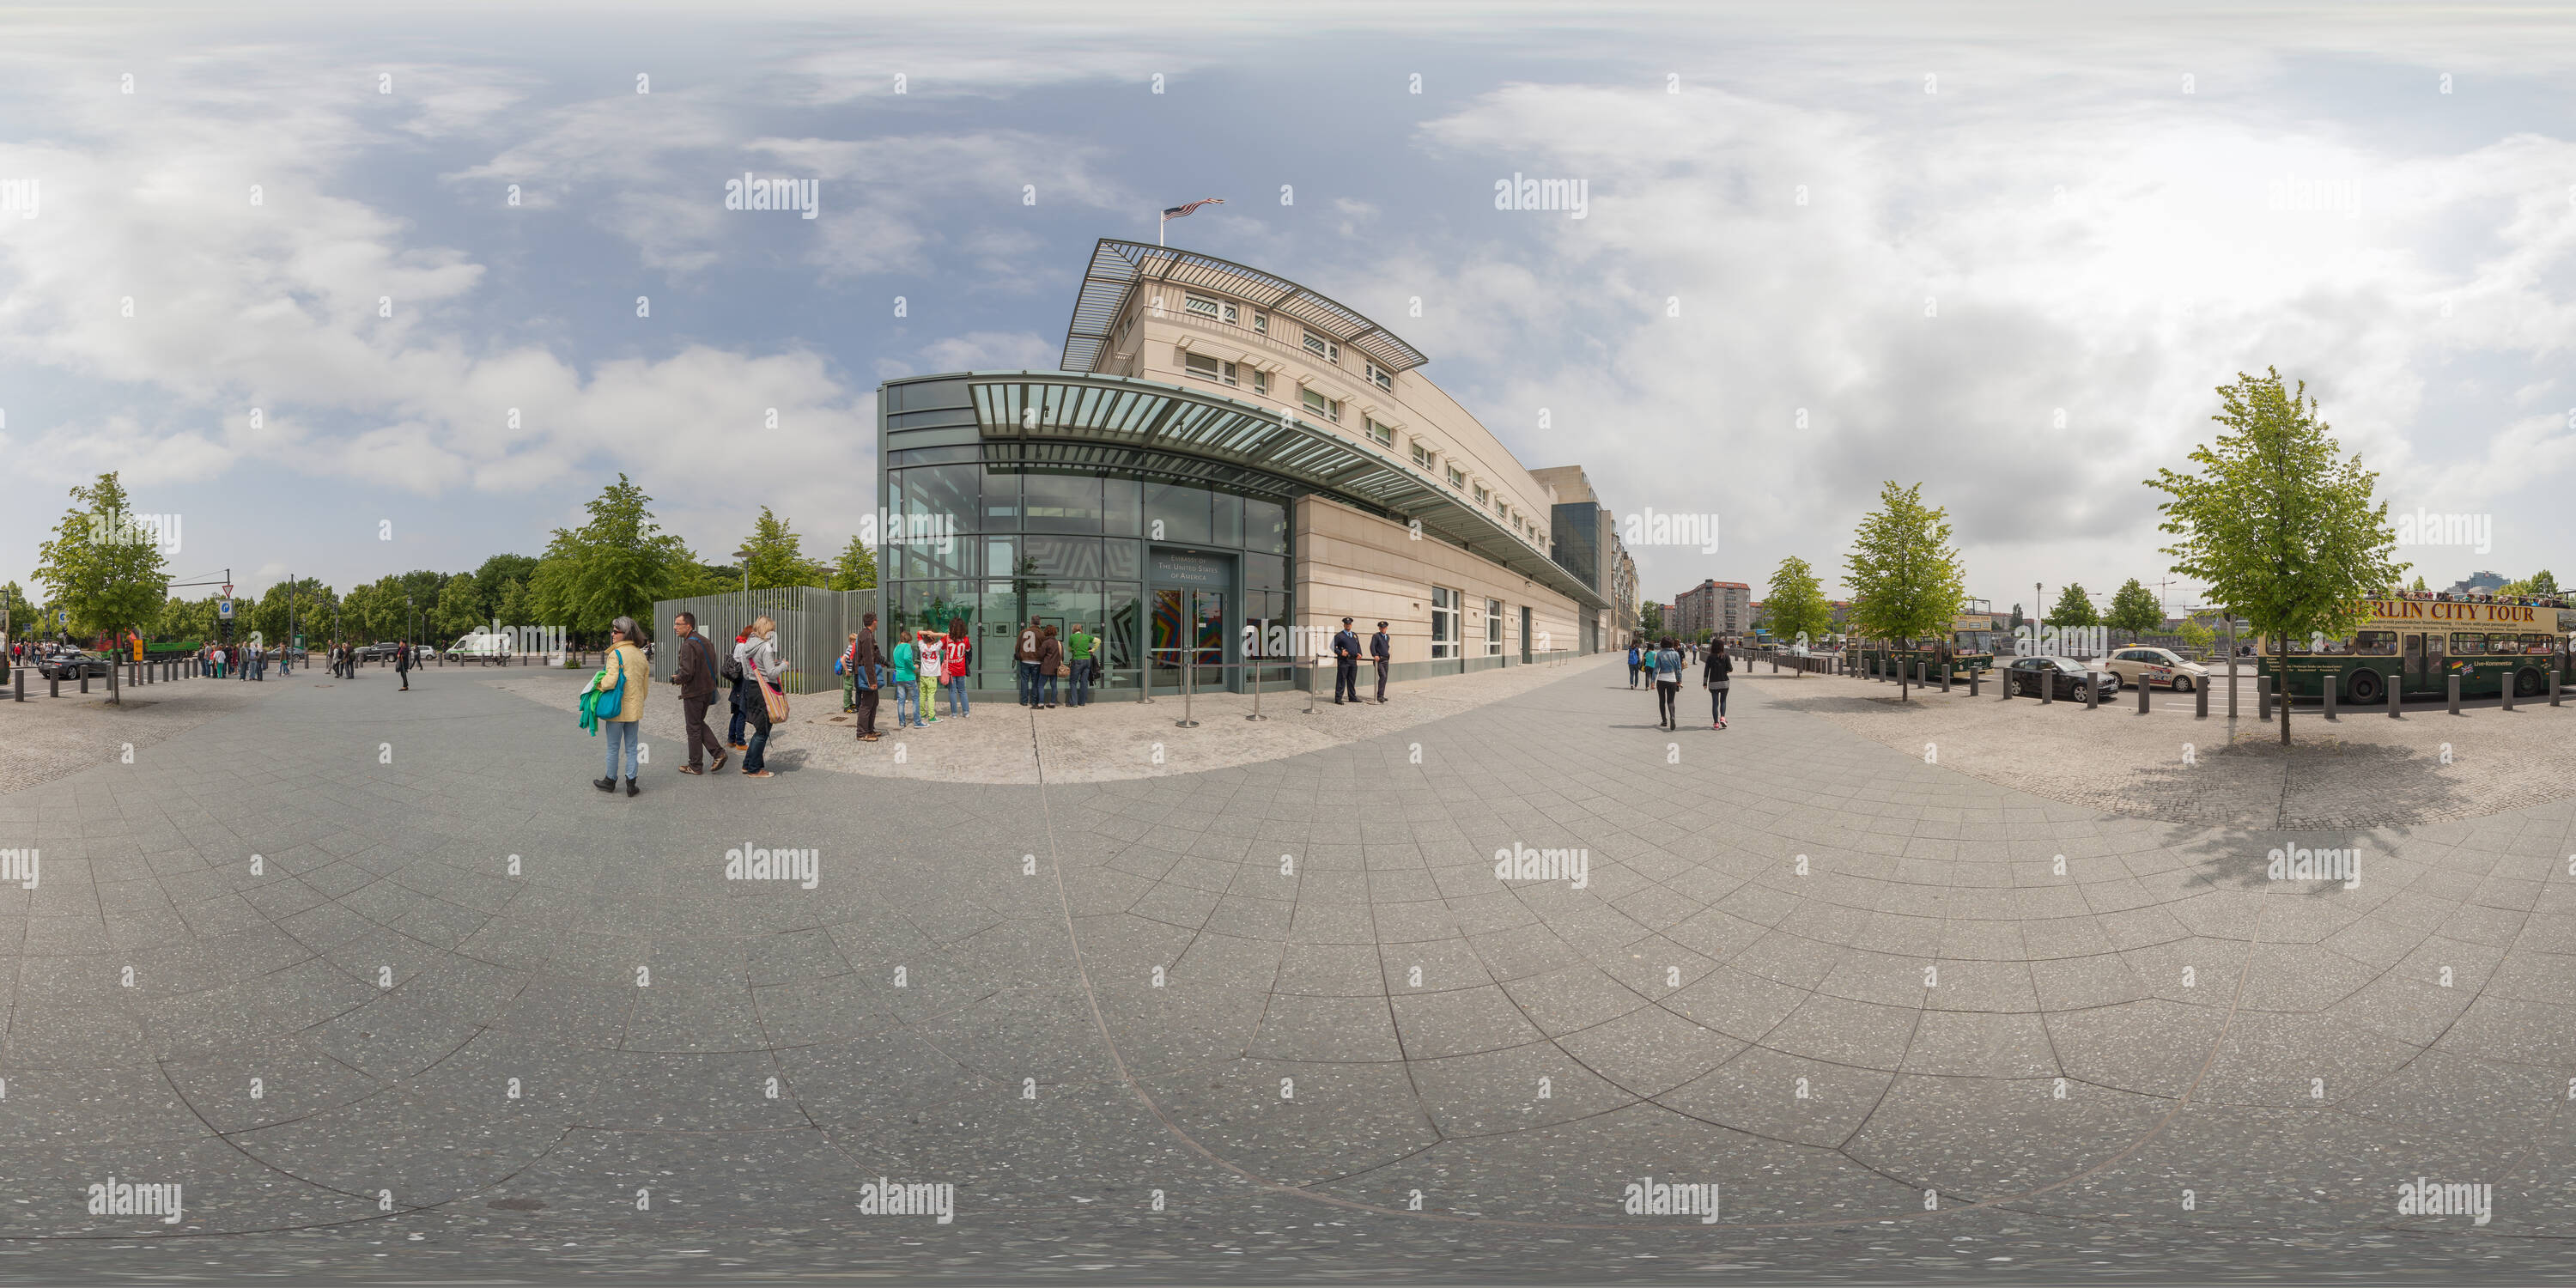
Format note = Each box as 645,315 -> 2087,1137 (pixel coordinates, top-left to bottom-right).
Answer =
1161,197 -> 1224,220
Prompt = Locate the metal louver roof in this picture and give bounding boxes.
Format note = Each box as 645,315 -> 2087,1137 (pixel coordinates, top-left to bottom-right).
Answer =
1061,239 -> 1430,379
953,370 -> 1601,610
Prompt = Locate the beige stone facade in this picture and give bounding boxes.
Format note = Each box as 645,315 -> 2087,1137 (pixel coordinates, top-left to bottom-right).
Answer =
1295,494 -> 1580,675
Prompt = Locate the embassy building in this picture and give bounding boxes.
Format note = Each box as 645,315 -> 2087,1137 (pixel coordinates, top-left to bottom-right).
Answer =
875,238 -> 1613,696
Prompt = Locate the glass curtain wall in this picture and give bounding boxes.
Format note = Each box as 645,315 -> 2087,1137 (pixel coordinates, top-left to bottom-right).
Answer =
883,453 -> 1292,696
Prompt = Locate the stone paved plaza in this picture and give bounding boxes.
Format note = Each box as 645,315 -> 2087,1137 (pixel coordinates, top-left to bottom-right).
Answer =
2,657 -> 2574,1282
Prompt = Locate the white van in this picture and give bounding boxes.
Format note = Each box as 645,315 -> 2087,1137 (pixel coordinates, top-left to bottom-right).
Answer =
444,629 -> 514,662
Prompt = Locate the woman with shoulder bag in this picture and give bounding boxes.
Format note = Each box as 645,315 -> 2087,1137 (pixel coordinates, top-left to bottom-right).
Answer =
733,617 -> 786,778
592,617 -> 652,795
1036,625 -> 1063,708
1704,639 -> 1733,730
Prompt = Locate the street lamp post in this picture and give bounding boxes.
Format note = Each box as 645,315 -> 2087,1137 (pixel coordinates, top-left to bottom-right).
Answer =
733,547 -> 754,596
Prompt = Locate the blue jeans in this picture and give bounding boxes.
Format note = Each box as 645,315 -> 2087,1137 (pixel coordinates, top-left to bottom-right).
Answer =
895,681 -> 920,726
603,721 -> 639,780
945,677 -> 969,714
743,723 -> 769,773
1038,669 -> 1058,704
1018,661 -> 1040,705
727,690 -> 748,744
1069,662 -> 1091,707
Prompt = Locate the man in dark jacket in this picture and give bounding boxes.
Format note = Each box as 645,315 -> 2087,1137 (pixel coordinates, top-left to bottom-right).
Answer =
1016,618 -> 1043,708
851,613 -> 885,741
394,641 -> 410,690
1332,617 -> 1360,704
670,611 -> 725,775
1370,621 -> 1393,702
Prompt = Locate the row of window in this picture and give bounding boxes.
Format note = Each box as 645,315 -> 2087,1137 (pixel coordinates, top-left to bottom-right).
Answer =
1427,587 -> 1511,659
1165,310 -> 1537,547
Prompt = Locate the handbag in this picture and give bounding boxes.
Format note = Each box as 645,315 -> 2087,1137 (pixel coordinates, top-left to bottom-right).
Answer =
757,671 -> 789,722
591,661 -> 625,719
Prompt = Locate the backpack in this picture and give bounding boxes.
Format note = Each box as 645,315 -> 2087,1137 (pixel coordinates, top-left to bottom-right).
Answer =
720,644 -> 744,683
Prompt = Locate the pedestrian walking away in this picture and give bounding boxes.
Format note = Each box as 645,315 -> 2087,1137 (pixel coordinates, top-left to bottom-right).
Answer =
1704,639 -> 1733,730
1332,617 -> 1360,704
725,627 -> 752,750
589,617 -> 651,796
670,611 -> 726,775
1654,636 -> 1684,731
1627,641 -> 1643,689
852,613 -> 885,740
734,617 -> 786,776
1370,621 -> 1392,702
394,641 -> 411,690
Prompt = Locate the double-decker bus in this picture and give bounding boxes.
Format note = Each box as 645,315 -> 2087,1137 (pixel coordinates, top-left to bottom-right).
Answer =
2257,598 -> 2575,703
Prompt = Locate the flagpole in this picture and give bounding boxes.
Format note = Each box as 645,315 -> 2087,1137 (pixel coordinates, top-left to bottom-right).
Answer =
1158,212 -> 1165,247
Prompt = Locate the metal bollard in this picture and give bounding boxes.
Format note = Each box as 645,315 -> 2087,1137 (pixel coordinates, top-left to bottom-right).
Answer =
2138,679 -> 2149,714
1939,665 -> 1950,695
1248,663 -> 1266,721
2042,670 -> 2054,705
2259,677 -> 2271,721
2555,671 -> 2563,708
11,669 -> 20,701
2084,670 -> 2099,709
2390,672 -> 2401,719
2448,673 -> 2460,714
2195,680 -> 2208,719
2324,678 -> 2336,720
1969,669 -> 1979,697
1175,653 -> 1199,728
80,671 -> 89,695
52,672 -> 60,698
2503,671 -> 2515,712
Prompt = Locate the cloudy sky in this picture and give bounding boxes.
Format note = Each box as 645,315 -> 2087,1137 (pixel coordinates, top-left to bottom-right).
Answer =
3,1 -> 2573,618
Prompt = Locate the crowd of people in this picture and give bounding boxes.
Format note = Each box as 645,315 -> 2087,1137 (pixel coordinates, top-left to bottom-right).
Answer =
2390,587 -> 2567,609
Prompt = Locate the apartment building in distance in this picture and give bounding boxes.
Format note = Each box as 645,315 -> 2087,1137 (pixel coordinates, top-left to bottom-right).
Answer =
875,238 -> 1613,696
1672,579 -> 1753,641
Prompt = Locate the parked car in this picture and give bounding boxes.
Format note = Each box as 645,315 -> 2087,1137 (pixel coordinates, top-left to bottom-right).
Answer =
36,649 -> 110,680
356,641 -> 404,662
2102,646 -> 2209,692
2004,654 -> 2120,701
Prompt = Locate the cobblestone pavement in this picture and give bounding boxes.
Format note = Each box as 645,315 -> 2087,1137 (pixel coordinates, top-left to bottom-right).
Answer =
0,665 -> 300,797
1771,663 -> 2576,829
1,659 -> 2573,1282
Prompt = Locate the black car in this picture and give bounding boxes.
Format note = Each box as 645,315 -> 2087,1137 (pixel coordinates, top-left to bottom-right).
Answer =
2004,655 -> 2120,701
36,650 -> 110,680
356,641 -> 404,662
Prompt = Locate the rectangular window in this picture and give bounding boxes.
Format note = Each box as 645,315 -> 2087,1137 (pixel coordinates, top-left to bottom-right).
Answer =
1183,294 -> 1223,319
1303,332 -> 1339,362
1364,361 -> 1394,391
1445,465 -> 1465,489
2451,633 -> 2487,655
1302,387 -> 1340,422
1182,351 -> 1236,386
1410,441 -> 1431,468
1252,312 -> 1267,333
1473,483 -> 1488,505
1485,598 -> 1504,655
1431,586 -> 1459,659
1366,417 -> 1393,446
1251,369 -> 1269,395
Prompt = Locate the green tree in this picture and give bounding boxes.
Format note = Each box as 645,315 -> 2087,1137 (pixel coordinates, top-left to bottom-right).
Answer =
2178,618 -> 2216,653
2147,368 -> 2403,745
33,471 -> 169,653
2409,574 -> 2428,592
434,573 -> 484,639
2532,570 -> 2557,595
1844,481 -> 1966,700
830,533 -> 879,592
2007,603 -> 2024,631
495,578 -> 531,629
529,475 -> 697,635
1638,602 -> 1664,639
2046,583 -> 2099,628
740,507 -> 827,590
472,555 -> 539,618
2105,578 -> 2162,642
0,580 -> 34,641
1764,556 -> 1832,665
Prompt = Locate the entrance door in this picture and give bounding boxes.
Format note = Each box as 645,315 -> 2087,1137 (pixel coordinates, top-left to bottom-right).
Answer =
2403,633 -> 2426,690
1147,548 -> 1236,695
1149,588 -> 1225,694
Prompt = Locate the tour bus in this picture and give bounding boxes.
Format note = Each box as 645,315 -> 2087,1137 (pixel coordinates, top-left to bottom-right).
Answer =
1844,614 -> 1998,682
2256,598 -> 2576,703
